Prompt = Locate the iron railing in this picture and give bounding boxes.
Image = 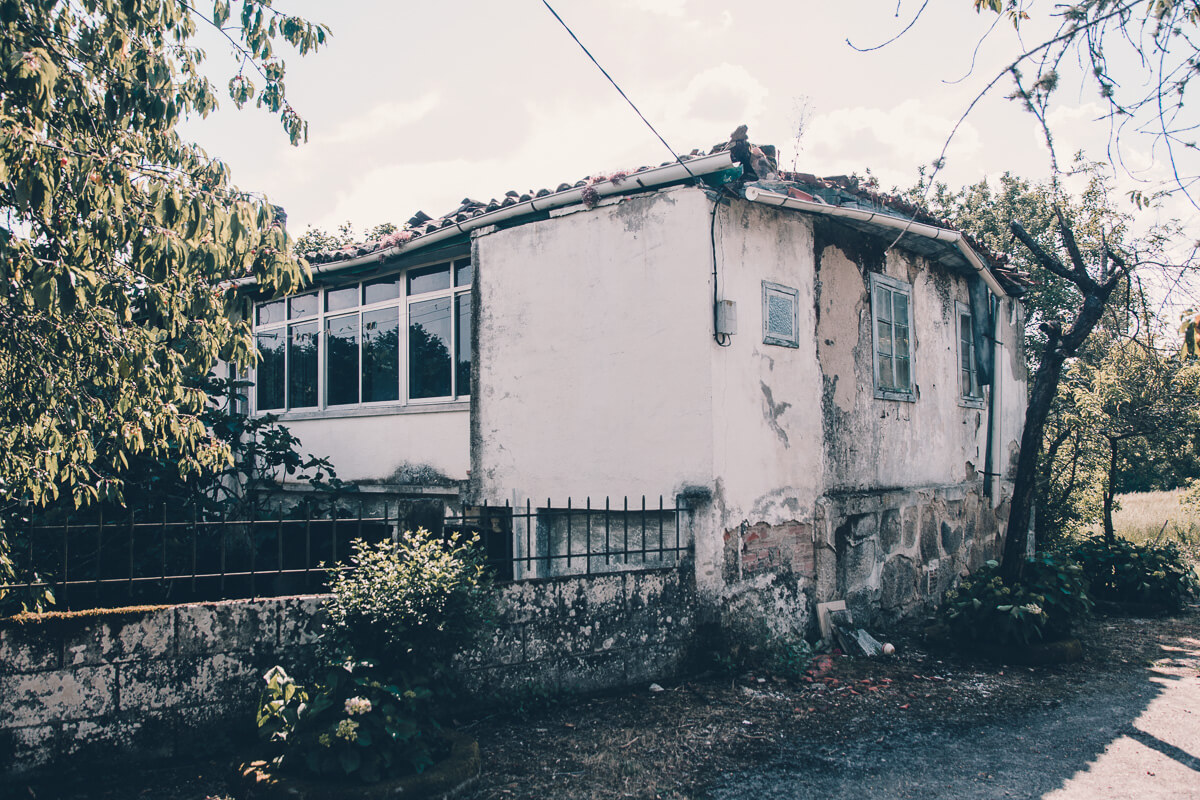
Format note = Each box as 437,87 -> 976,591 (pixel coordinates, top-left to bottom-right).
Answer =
2,496 -> 692,610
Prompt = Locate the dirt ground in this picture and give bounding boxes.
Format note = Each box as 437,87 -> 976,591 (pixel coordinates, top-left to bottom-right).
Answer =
19,608 -> 1200,800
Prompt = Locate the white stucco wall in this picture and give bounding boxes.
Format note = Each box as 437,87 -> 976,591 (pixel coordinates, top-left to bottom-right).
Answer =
472,187 -> 717,504
277,407 -> 470,483
702,200 -> 826,587
471,186 -> 1026,597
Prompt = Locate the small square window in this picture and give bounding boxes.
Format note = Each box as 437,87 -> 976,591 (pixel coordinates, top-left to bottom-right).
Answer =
762,281 -> 799,348
870,274 -> 914,401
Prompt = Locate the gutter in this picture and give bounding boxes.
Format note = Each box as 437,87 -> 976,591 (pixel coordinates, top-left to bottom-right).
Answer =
233,151 -> 737,288
742,186 -> 1008,298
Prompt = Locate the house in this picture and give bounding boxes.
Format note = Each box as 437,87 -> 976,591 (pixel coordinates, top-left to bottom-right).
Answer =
243,129 -> 1029,633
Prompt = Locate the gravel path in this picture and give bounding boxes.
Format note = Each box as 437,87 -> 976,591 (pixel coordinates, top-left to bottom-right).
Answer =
708,632 -> 1200,800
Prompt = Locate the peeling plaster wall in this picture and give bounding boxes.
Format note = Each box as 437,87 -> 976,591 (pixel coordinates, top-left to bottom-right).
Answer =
471,187 -> 715,504
1,569 -> 694,781
275,408 -> 469,483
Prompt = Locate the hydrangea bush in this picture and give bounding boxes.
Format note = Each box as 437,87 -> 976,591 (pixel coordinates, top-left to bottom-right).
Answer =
940,553 -> 1093,646
255,530 -> 494,782
1070,536 -> 1199,612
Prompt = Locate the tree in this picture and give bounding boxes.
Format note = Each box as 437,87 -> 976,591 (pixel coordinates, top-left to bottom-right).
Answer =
1069,334 -> 1200,540
0,1 -> 327,602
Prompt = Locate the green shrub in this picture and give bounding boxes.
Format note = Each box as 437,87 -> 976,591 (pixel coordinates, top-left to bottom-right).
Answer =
1070,536 -> 1199,612
941,553 -> 1093,646
255,530 -> 494,783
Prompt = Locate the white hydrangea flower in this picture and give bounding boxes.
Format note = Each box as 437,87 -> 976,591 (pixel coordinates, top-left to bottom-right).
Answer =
344,696 -> 373,716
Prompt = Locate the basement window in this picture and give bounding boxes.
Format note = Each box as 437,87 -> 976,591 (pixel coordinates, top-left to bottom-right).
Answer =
762,281 -> 799,348
870,273 -> 914,401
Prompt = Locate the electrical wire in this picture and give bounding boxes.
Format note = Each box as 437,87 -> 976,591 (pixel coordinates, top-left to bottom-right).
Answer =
540,0 -> 696,181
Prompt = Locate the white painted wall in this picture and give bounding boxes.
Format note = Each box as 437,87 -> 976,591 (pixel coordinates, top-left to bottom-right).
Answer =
472,186 -> 1026,593
280,408 -> 469,483
473,187 -> 716,505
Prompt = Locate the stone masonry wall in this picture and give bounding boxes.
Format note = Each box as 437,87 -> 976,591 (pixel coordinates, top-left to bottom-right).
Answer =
814,483 -> 1002,627
1,568 -> 694,781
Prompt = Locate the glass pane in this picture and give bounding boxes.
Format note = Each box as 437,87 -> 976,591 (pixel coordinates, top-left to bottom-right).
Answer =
892,292 -> 908,328
326,285 -> 359,312
288,322 -> 318,408
407,264 -> 451,295
409,298 -> 452,398
767,293 -> 794,338
874,286 -> 892,323
878,355 -> 894,390
363,275 -> 400,305
255,330 -> 286,410
326,314 -> 359,406
456,293 -> 471,397
363,308 -> 400,403
877,319 -> 892,357
962,368 -> 973,397
256,300 -> 285,326
894,324 -> 909,359
455,260 -> 473,287
289,292 -> 318,319
895,357 -> 911,390
961,337 -> 972,368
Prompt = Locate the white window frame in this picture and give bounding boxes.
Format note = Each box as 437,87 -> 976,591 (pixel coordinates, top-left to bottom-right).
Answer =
250,254 -> 472,415
956,300 -> 985,407
869,273 -> 915,401
762,281 -> 800,348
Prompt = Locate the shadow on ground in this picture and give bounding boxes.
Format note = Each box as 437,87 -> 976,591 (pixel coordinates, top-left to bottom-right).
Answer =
707,632 -> 1200,800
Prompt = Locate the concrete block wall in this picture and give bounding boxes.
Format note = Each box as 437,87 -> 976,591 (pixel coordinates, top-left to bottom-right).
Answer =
1,568 -> 695,781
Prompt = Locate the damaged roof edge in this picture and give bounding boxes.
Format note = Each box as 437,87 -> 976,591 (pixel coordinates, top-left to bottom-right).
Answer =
743,186 -> 1009,299
230,151 -> 737,290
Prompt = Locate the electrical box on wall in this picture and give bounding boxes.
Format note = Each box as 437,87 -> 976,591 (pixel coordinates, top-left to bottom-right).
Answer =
716,300 -> 738,335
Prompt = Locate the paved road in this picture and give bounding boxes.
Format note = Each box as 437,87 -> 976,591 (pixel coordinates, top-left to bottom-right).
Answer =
709,637 -> 1200,800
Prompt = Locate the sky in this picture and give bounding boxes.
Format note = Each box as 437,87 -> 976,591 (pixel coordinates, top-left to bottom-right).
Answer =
181,0 -> 1198,254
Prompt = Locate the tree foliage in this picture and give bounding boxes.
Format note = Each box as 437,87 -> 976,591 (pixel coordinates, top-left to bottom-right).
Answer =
0,1 -> 327,518
964,0 -> 1200,205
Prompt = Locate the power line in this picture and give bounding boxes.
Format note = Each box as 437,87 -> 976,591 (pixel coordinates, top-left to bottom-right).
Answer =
540,0 -> 696,179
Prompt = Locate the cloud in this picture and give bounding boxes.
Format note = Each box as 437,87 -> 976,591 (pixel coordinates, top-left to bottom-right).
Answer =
622,0 -> 687,16
796,100 -> 982,183
322,93 -> 441,145
668,63 -> 769,128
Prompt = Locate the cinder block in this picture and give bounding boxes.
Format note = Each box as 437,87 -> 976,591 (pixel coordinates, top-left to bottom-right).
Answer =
0,624 -> 62,675
175,599 -> 276,657
62,607 -> 174,667
119,653 -> 257,712
275,595 -> 326,648
0,666 -> 115,727
0,723 -> 60,777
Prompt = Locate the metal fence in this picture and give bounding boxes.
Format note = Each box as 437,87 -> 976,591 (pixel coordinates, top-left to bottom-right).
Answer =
1,496 -> 691,610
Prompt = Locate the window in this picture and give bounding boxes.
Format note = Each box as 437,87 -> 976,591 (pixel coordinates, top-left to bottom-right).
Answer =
252,257 -> 472,412
870,273 -> 914,400
762,281 -> 799,348
957,301 -> 984,403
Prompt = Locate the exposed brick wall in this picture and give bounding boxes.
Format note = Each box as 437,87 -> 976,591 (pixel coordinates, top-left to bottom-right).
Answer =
723,521 -> 815,581
1,569 -> 694,781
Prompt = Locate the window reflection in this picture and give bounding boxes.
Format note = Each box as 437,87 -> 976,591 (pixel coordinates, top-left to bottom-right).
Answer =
363,308 -> 400,402
326,315 -> 359,406
409,297 -> 452,398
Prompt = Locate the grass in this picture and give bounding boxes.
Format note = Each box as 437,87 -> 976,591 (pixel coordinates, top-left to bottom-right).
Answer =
1090,488 -> 1200,561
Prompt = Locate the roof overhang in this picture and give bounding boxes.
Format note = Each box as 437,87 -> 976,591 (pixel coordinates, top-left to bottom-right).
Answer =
743,186 -> 1009,299
231,151 -> 738,289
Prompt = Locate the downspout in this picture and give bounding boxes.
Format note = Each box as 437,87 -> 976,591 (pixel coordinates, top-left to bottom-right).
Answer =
984,295 -> 999,501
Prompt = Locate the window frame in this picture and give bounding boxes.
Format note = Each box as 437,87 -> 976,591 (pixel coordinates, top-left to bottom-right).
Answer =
869,273 -> 915,402
956,300 -> 986,407
250,253 -> 472,415
761,281 -> 800,348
